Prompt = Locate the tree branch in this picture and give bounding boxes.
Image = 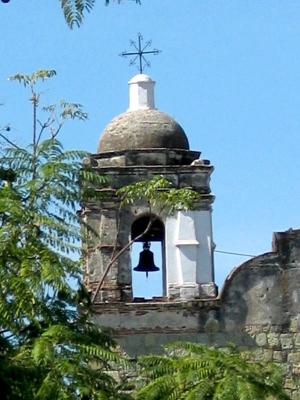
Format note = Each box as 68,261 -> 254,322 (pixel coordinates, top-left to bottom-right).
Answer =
52,122 -> 63,139
91,213 -> 155,303
36,117 -> 53,145
0,131 -> 21,150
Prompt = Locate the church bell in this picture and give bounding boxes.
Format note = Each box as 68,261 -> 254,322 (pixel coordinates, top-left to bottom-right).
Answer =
134,242 -> 159,277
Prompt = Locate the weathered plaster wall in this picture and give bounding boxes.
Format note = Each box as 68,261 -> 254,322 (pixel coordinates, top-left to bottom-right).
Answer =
81,154 -> 215,302
93,229 -> 300,398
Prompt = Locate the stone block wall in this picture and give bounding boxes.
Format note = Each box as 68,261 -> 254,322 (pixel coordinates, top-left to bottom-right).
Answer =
92,228 -> 300,398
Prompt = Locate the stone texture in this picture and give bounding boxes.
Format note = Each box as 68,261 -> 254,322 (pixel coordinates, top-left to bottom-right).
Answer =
263,348 -> 273,361
291,392 -> 300,400
291,316 -> 300,333
255,332 -> 267,347
98,109 -> 189,153
273,351 -> 284,362
295,333 -> 300,348
199,283 -> 218,298
86,228 -> 300,396
281,334 -> 294,350
267,332 -> 280,348
288,352 -> 300,363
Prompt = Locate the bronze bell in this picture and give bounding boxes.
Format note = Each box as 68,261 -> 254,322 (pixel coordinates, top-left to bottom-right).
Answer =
134,242 -> 159,277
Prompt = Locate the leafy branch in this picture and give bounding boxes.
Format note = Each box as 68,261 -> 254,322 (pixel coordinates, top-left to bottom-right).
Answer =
0,70 -> 130,398
136,342 -> 291,400
60,0 -> 141,28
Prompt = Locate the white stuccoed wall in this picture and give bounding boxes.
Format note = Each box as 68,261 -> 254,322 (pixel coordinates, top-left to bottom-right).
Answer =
165,210 -> 215,299
128,74 -> 155,111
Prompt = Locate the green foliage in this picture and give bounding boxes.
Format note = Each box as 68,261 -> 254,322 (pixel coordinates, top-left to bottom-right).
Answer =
61,0 -> 95,28
12,322 -> 130,400
60,0 -> 141,28
117,175 -> 200,215
9,70 -> 57,88
136,342 -> 290,400
9,70 -> 88,131
0,138 -> 101,338
43,100 -> 88,122
0,71 -> 129,399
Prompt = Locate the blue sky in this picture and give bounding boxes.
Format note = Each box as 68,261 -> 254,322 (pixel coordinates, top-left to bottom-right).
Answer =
1,0 -> 300,291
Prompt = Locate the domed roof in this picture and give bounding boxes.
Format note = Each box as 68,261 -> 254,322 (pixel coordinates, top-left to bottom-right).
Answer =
98,109 -> 189,153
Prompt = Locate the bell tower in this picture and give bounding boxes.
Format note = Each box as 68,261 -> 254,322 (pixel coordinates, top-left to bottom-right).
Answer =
81,73 -> 217,303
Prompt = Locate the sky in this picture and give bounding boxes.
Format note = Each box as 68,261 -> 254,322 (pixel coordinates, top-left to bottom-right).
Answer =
1,0 -> 300,292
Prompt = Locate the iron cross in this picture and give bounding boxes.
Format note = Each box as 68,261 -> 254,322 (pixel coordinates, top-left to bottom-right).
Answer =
120,33 -> 161,74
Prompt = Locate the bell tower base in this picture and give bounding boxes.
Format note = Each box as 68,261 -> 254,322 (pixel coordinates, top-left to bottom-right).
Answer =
168,282 -> 218,301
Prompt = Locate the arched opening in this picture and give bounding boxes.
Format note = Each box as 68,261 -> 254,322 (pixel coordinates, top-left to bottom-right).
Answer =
131,215 -> 166,300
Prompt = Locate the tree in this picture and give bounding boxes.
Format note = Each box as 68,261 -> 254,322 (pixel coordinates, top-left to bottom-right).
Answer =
60,0 -> 141,29
0,70 -> 131,399
136,342 -> 291,400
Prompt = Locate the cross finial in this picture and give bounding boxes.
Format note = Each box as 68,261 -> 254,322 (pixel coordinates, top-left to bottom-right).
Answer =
120,33 -> 161,74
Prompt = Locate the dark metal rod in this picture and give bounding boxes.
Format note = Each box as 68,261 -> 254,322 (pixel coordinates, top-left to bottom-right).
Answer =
120,34 -> 161,74
138,34 -> 142,73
